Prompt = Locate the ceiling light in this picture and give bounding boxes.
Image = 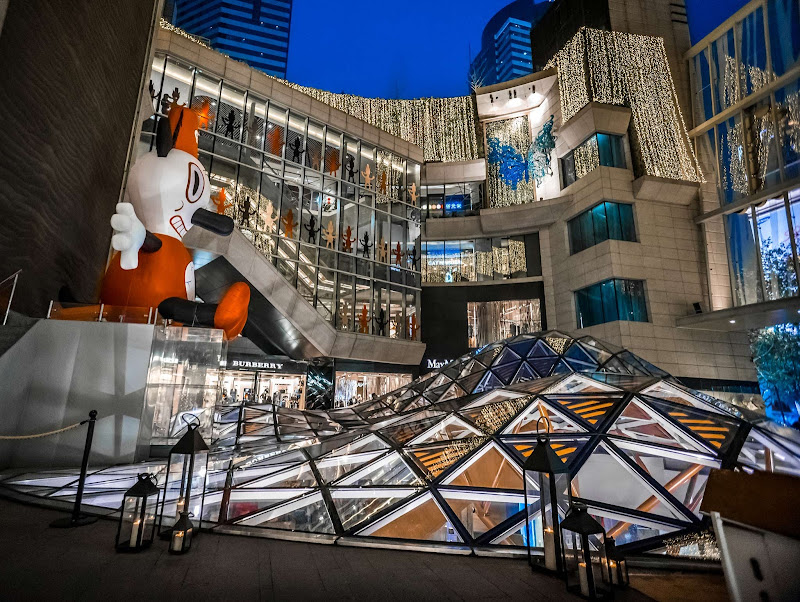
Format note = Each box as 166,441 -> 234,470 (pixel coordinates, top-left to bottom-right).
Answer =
729,319 -> 736,324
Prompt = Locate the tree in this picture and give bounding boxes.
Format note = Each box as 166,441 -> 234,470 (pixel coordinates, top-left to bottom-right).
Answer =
749,323 -> 800,427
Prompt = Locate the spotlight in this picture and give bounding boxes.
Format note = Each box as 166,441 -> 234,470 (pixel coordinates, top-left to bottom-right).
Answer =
729,319 -> 736,324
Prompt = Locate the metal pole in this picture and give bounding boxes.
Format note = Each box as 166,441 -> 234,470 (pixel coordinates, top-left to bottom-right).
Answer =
51,410 -> 99,528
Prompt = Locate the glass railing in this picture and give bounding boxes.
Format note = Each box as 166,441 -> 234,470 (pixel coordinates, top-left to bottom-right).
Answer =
0,269 -> 20,325
47,302 -> 159,324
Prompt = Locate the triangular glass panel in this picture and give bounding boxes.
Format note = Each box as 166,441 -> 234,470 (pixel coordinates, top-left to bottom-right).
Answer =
576,340 -> 613,365
544,373 -> 620,394
426,373 -> 452,391
314,450 -> 384,483
336,451 -> 422,486
475,344 -> 504,366
442,442 -> 523,490
235,491 -> 335,533
545,393 -> 626,428
572,442 -> 686,521
529,356 -> 558,377
613,440 -> 716,518
383,415 -> 446,445
615,351 -> 651,376
587,506 -> 681,546
640,382 -> 726,415
459,370 -> 488,394
492,346 -> 522,367
607,399 -> 706,451
489,516 -> 535,547
508,338 -> 537,359
324,434 -> 390,458
438,382 -> 466,403
409,415 -> 483,445
461,396 -> 532,435
565,344 -> 599,368
503,399 -> 585,435
226,489 -> 312,521
330,488 -> 418,530
493,361 -> 522,384
542,334 -> 572,355
511,362 -> 537,384
643,397 -> 741,454
529,340 -> 556,358
424,383 -> 456,403
240,462 -> 318,488
474,371 -> 504,394
459,359 -> 486,378
508,437 -> 589,468
442,361 -> 465,380
603,356 -> 632,374
552,360 -> 573,375
408,437 -> 489,479
441,490 -> 527,540
357,492 -> 463,542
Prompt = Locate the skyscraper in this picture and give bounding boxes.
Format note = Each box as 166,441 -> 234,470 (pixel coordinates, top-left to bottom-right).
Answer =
469,0 -> 552,88
171,0 -> 293,79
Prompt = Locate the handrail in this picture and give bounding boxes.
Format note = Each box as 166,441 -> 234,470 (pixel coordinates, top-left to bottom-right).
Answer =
1,269 -> 20,326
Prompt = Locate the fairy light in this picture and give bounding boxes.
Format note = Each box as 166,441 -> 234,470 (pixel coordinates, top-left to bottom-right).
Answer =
548,28 -> 703,183
721,121 -> 748,194
574,136 -> 599,180
476,251 -> 494,277
509,239 -> 527,274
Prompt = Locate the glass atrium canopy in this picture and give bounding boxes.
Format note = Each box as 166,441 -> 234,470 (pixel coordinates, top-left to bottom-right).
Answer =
3,331 -> 799,557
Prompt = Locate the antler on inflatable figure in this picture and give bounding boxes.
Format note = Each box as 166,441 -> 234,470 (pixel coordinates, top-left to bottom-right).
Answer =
100,105 -> 250,339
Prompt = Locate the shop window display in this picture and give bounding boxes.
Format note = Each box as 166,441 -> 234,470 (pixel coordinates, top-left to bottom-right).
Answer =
335,372 -> 413,407
467,299 -> 542,348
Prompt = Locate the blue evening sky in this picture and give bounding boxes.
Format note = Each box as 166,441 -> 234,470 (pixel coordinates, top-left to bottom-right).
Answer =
286,0 -> 750,98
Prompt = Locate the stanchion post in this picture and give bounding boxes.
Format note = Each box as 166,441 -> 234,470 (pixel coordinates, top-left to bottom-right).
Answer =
51,410 -> 99,528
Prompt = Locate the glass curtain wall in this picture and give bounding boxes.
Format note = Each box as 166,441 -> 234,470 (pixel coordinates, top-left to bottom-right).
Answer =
144,54 -> 422,340
561,134 -> 626,188
568,201 -> 636,254
575,279 -> 649,328
421,237 -> 530,283
420,181 -> 484,220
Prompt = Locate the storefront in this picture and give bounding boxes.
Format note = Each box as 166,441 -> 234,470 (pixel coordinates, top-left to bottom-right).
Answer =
334,371 -> 413,407
219,356 -> 309,409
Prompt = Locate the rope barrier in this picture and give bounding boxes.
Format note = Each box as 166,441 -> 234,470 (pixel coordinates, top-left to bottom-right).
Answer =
0,421 -> 84,440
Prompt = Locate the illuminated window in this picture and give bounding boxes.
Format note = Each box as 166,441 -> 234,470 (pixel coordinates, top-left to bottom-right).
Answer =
467,299 -> 542,348
575,279 -> 648,328
568,201 -> 636,254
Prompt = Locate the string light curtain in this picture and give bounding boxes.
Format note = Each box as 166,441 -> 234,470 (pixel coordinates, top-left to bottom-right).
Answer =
548,28 -> 703,183
282,84 -> 479,163
485,117 -> 537,208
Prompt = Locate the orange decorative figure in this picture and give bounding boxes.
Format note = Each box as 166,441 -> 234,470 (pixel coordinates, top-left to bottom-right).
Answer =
361,164 -> 375,189
196,98 -> 214,130
341,225 -> 356,253
212,188 -> 232,215
358,305 -> 369,333
326,148 -> 341,176
322,221 -> 337,249
262,200 -> 277,233
408,182 -> 419,206
100,104 -> 250,340
266,124 -> 284,157
393,242 -> 403,266
377,237 -> 388,263
281,209 -> 298,238
379,171 -> 388,195
338,303 -> 350,330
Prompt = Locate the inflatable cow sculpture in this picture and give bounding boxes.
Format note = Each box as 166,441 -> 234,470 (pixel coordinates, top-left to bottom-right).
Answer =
100,105 -> 250,339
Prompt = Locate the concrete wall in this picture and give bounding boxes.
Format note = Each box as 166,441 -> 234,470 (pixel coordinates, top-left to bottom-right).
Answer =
0,321 -> 155,469
0,0 -> 160,316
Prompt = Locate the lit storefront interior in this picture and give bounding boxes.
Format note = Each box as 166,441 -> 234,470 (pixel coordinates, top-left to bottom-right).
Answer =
334,371 -> 412,407
218,370 -> 307,409
467,299 -> 542,348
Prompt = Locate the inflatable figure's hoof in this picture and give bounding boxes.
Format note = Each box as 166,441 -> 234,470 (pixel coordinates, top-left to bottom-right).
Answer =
214,282 -> 250,340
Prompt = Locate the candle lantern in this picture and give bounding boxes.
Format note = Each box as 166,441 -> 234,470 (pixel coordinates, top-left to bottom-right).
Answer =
522,427 -> 571,573
560,503 -> 610,600
601,536 -> 629,588
159,421 -> 209,538
170,511 -> 194,554
115,473 -> 160,552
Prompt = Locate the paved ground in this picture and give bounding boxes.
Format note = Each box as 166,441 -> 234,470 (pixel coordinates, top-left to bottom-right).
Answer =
0,497 -> 722,601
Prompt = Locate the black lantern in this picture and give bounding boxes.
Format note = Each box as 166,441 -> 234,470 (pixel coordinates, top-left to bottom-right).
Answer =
601,536 -> 629,588
170,511 -> 194,554
522,427 -> 571,573
560,503 -> 610,600
159,420 -> 209,539
115,473 -> 160,552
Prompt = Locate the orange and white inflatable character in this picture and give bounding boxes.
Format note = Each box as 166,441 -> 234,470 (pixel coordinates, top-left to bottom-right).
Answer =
100,105 -> 249,339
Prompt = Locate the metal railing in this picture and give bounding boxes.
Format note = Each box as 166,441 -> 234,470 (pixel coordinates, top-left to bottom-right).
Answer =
0,269 -> 21,326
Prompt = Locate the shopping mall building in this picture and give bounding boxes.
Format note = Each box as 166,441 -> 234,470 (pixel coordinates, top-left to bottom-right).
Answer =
1,0 -> 800,579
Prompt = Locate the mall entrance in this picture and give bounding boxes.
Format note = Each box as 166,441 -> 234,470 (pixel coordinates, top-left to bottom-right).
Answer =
218,357 -> 309,409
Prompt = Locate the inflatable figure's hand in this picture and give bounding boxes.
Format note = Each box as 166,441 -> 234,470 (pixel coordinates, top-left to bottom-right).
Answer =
110,203 -> 146,270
